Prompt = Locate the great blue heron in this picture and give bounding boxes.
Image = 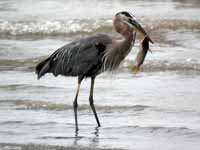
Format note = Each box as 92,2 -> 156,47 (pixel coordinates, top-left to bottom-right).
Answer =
36,11 -> 153,131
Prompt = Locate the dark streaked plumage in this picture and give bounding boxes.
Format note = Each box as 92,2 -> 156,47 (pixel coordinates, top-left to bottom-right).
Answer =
36,11 -> 153,131
36,34 -> 112,79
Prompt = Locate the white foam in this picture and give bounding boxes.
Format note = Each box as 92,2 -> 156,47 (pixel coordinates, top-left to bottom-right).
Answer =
0,20 -> 112,35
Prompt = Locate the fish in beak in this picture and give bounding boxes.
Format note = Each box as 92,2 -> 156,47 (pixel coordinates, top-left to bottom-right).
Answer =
128,17 -> 153,44
131,36 -> 150,73
117,11 -> 154,44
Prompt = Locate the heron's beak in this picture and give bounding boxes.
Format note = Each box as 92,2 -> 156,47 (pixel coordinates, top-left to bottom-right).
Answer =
127,18 -> 154,44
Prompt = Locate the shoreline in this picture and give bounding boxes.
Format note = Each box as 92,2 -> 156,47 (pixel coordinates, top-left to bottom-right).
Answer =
0,143 -> 128,150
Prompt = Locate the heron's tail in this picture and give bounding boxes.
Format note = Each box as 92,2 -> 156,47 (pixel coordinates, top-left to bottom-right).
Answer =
35,57 -> 51,79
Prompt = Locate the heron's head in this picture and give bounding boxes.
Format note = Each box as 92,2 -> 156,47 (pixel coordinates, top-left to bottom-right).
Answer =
114,11 -> 153,43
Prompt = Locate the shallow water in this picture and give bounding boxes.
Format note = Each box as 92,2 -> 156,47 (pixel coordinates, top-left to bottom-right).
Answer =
0,0 -> 200,150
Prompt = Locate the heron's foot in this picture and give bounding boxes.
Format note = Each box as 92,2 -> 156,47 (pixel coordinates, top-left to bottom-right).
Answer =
75,128 -> 79,136
93,126 -> 100,137
97,122 -> 101,127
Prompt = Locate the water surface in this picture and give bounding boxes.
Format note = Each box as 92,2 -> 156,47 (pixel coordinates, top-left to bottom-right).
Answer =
0,0 -> 200,150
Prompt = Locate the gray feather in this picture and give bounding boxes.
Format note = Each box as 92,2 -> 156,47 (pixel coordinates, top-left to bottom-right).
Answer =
36,34 -> 112,78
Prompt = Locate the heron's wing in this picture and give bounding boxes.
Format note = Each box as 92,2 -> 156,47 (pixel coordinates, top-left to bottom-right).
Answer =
48,34 -> 112,77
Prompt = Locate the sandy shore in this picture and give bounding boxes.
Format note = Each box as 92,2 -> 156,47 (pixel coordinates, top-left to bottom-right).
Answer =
0,143 -> 128,150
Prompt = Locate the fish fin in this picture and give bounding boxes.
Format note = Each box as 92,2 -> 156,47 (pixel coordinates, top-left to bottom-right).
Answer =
145,35 -> 154,44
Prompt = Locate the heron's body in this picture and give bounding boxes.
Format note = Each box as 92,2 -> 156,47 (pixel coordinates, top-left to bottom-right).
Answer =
36,11 -> 152,131
36,33 -> 135,79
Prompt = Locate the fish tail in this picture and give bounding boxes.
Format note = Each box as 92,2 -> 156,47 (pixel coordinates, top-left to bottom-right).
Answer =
131,66 -> 140,74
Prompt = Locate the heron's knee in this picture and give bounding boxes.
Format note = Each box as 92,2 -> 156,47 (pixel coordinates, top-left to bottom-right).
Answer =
89,97 -> 94,106
73,100 -> 78,109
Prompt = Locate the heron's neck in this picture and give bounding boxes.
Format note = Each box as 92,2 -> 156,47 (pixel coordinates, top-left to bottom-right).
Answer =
102,30 -> 135,72
119,29 -> 134,53
121,28 -> 134,42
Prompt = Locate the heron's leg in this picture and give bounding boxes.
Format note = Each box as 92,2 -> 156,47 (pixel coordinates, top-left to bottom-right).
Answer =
73,76 -> 83,131
89,76 -> 101,127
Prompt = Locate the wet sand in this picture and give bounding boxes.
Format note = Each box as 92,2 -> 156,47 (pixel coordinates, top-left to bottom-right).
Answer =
0,143 -> 126,150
